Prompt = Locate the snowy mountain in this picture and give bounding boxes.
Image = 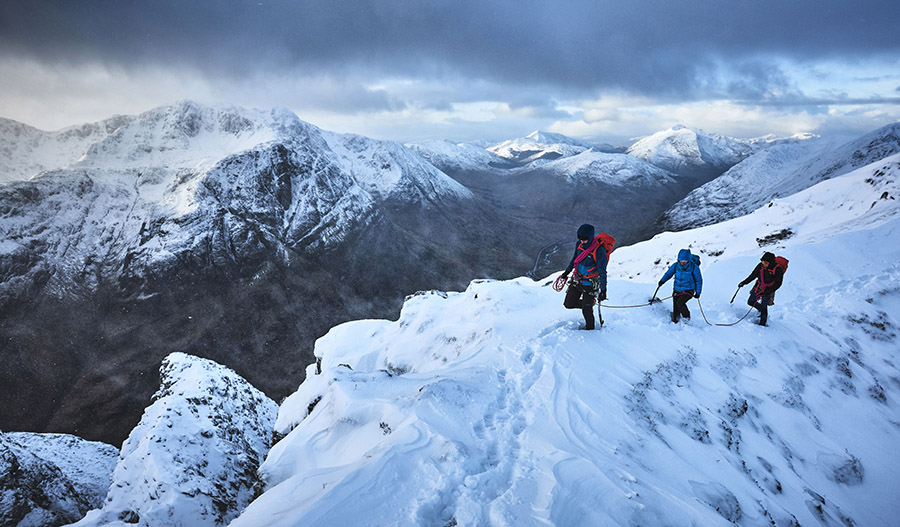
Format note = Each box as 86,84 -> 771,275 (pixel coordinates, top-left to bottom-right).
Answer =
405,139 -> 515,175
487,130 -> 596,165
486,149 -> 688,277
626,124 -> 755,179
70,352 -> 278,527
660,122 -> 900,231
0,101 -> 530,446
537,149 -> 676,187
0,432 -> 117,526
0,116 -> 136,185
229,153 -> 900,526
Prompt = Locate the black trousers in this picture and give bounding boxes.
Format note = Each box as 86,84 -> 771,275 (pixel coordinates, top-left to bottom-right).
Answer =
564,283 -> 599,329
748,291 -> 771,325
672,292 -> 693,322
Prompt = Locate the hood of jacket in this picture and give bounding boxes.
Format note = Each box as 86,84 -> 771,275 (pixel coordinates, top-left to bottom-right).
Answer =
577,223 -> 595,241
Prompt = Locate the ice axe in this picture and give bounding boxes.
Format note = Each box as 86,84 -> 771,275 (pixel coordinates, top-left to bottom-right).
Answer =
730,284 -> 743,304
648,283 -> 661,304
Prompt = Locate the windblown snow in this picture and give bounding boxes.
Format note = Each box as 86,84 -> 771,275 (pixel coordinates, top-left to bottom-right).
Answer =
230,154 -> 900,526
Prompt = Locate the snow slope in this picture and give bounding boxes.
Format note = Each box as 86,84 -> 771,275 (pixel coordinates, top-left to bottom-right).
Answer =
660,122 -> 900,231
70,353 -> 278,527
0,433 -> 118,527
231,155 -> 900,526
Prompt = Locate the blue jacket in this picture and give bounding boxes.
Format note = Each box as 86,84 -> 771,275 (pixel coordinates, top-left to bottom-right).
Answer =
659,249 -> 702,295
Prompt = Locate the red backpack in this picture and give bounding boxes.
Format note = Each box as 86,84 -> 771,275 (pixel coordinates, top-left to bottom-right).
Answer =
596,232 -> 616,263
774,256 -> 788,274
572,232 -> 616,280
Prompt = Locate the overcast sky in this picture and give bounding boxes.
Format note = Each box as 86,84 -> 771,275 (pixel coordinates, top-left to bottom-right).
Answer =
1,1 -> 899,144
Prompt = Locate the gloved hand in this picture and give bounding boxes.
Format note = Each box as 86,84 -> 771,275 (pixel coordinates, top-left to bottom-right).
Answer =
562,272 -> 569,279
598,290 -> 607,301
658,280 -> 664,287
694,293 -> 701,299
738,281 -> 746,288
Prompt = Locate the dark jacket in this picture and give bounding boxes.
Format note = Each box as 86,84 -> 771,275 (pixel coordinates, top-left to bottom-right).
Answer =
659,249 -> 702,295
565,229 -> 608,291
741,263 -> 784,296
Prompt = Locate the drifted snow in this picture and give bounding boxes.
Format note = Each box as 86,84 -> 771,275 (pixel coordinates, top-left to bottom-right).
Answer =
69,353 -> 277,527
231,155 -> 900,526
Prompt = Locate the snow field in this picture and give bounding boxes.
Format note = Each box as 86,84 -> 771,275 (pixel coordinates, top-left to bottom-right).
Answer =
232,154 -> 900,526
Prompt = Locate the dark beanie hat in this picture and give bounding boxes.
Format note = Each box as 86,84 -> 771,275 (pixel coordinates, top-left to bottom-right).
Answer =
762,252 -> 776,263
577,223 -> 595,240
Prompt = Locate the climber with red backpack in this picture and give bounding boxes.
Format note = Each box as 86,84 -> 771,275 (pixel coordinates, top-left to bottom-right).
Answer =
738,251 -> 788,326
560,223 -> 613,330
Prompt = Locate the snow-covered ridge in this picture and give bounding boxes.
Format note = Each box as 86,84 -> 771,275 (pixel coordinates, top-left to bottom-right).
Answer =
406,139 -> 513,173
487,130 -> 593,164
0,101 -> 473,298
230,152 -> 900,526
661,122 -> 900,231
0,115 -> 135,184
71,352 -> 278,527
626,124 -> 755,176
538,149 -> 676,187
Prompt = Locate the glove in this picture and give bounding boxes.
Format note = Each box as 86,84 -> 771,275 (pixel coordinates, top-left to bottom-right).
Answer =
598,290 -> 607,301
658,280 -> 664,287
562,272 -> 569,279
694,293 -> 700,299
738,281 -> 746,287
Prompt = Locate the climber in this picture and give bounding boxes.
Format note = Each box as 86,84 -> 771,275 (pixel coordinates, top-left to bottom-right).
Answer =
738,251 -> 787,326
658,248 -> 703,323
560,224 -> 610,330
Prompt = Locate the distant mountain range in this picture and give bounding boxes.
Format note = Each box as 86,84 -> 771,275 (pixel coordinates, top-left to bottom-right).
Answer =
659,123 -> 900,231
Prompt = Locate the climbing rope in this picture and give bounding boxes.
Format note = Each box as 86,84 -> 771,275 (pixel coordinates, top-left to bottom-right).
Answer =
659,294 -> 757,326
554,275 -> 757,326
599,295 -> 673,309
697,298 -> 756,326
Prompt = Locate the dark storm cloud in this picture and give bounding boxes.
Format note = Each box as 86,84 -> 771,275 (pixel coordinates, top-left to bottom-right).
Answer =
2,0 -> 899,102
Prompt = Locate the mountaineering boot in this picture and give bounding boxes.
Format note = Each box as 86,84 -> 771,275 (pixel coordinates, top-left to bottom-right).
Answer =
671,311 -> 680,323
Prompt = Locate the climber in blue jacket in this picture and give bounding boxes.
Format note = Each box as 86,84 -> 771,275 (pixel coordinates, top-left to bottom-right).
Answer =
658,248 -> 703,323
